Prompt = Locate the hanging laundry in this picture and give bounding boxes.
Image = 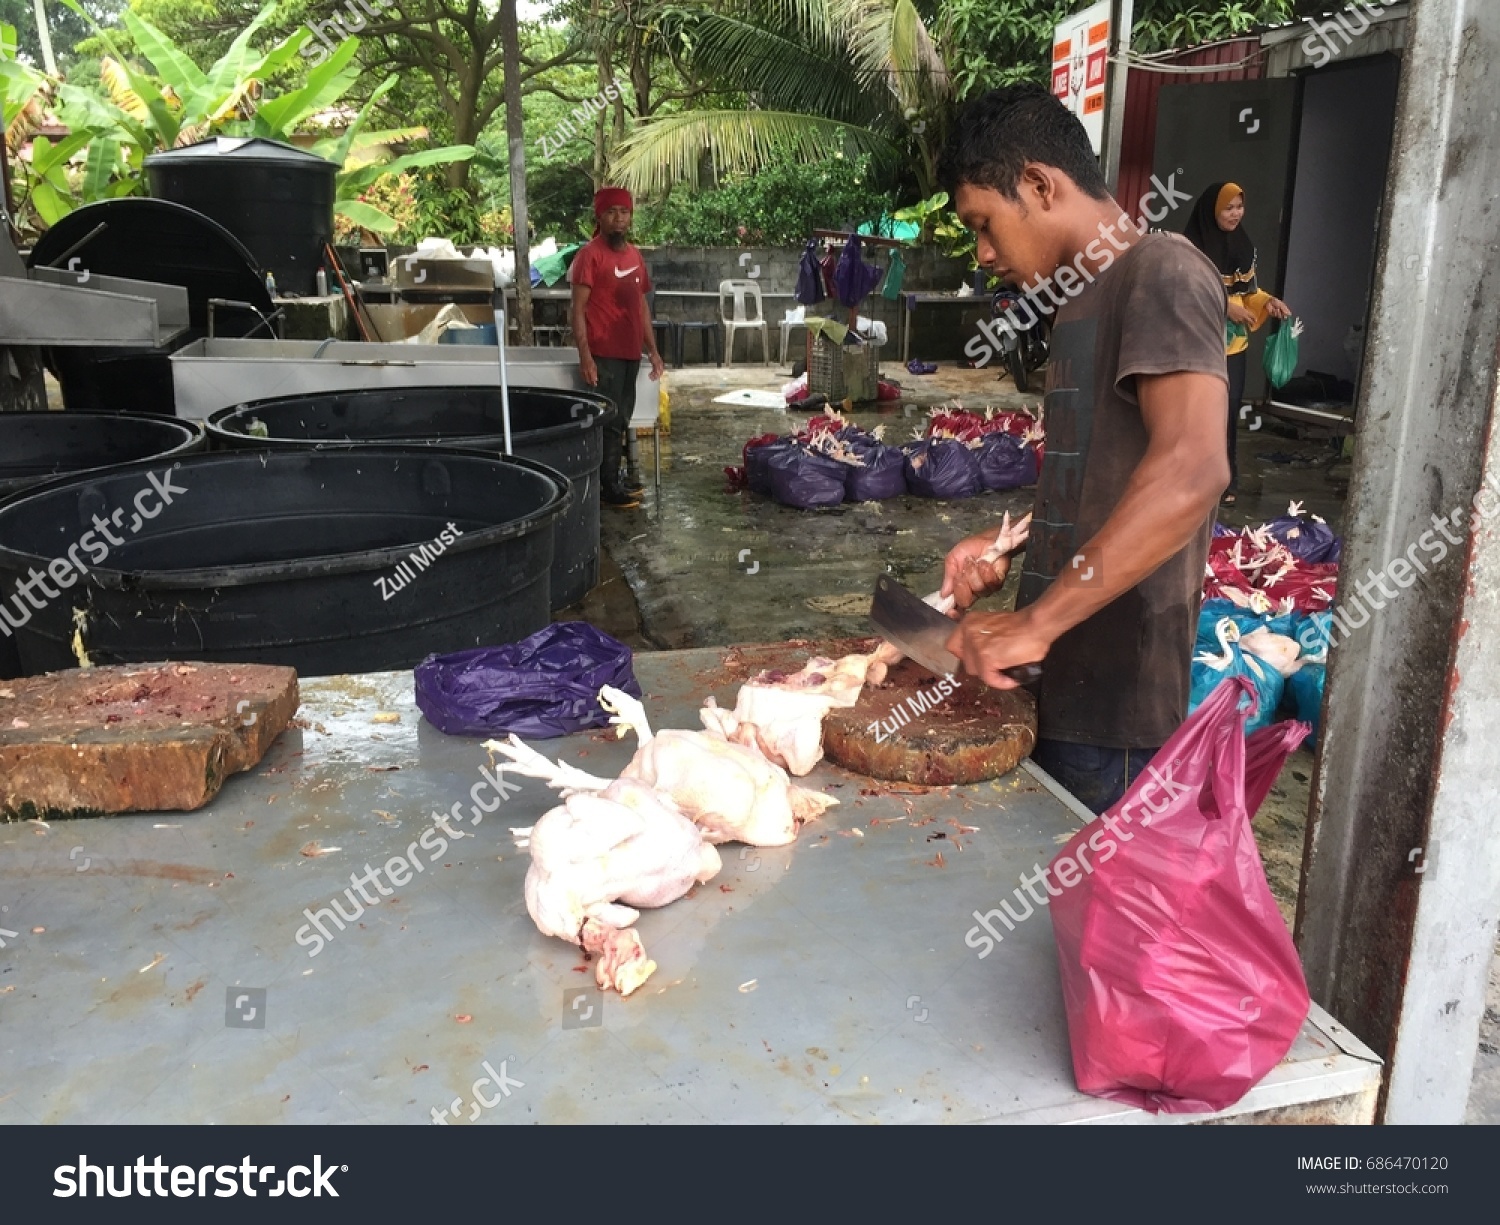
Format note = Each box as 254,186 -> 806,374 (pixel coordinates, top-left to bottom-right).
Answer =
795,239 -> 826,306
819,248 -> 839,299
882,249 -> 907,300
833,234 -> 884,309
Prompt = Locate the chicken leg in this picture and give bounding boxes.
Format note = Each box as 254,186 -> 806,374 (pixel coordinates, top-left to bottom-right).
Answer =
866,510 -> 1031,684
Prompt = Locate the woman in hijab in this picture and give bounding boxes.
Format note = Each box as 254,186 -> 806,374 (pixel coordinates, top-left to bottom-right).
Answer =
1183,182 -> 1291,506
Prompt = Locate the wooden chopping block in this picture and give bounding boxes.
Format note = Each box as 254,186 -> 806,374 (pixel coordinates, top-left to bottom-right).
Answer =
0,663 -> 298,819
823,657 -> 1037,786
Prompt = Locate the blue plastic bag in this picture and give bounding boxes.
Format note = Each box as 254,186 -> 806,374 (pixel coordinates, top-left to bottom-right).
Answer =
903,439 -> 983,499
415,622 -> 642,738
1190,618 -> 1284,734
1287,663 -> 1326,748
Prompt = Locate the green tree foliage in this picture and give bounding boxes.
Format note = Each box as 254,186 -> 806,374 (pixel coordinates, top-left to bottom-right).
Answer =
935,0 -> 1297,98
0,0 -> 120,71
630,151 -> 894,246
7,2 -> 473,235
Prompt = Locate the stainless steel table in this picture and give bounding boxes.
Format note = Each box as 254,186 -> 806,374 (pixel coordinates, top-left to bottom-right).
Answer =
0,647 -> 1379,1124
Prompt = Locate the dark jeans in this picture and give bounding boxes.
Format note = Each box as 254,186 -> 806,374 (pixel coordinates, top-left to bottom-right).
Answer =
1226,349 -> 1248,494
1032,738 -> 1163,815
594,357 -> 639,493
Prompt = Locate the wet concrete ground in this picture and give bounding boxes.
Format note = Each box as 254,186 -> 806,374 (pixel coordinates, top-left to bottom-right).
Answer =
580,358 -> 1497,1122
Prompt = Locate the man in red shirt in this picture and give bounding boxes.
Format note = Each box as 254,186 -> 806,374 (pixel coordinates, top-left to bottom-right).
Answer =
569,187 -> 665,507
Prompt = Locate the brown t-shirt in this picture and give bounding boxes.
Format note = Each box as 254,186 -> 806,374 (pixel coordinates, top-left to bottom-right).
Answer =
1016,232 -> 1228,748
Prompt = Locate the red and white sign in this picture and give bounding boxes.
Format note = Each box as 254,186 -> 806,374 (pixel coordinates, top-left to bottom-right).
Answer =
1051,1 -> 1112,154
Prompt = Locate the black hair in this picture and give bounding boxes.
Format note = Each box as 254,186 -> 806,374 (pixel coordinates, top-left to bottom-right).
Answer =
936,84 -> 1110,203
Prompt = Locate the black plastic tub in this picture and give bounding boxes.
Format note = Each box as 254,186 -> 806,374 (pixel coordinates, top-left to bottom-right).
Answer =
0,412 -> 205,501
206,386 -> 607,610
0,412 -> 204,679
0,448 -> 570,679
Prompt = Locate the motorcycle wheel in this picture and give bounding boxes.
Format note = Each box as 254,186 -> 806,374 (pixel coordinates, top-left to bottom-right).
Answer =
1007,342 -> 1028,393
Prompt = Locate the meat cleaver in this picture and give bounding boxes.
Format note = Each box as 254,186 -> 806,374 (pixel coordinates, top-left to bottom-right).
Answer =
870,574 -> 1043,684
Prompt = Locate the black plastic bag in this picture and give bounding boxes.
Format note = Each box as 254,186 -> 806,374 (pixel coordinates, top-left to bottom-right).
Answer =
903,438 -> 982,499
846,444 -> 908,501
771,445 -> 847,508
977,432 -> 1039,491
414,622 -> 643,738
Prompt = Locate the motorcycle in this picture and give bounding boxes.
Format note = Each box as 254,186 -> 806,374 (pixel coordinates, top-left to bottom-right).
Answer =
989,283 -> 1050,393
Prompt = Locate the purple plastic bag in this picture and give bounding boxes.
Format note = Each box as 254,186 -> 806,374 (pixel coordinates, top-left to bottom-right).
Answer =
771,445 -> 847,508
747,436 -> 796,496
414,622 -> 643,738
976,432 -> 1039,491
846,444 -> 907,501
1265,512 -> 1341,563
903,438 -> 983,499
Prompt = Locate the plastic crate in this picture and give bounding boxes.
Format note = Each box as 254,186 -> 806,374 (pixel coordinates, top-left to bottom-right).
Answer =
807,333 -> 880,401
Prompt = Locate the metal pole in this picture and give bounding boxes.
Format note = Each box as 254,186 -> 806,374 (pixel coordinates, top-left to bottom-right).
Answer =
1100,0 -> 1134,193
1296,0 -> 1500,1122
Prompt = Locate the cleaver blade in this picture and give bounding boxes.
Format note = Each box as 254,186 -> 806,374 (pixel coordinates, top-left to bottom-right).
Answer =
869,574 -> 961,676
869,574 -> 1043,684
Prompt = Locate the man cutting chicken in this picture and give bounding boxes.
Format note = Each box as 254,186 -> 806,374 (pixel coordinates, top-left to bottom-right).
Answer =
935,86 -> 1230,813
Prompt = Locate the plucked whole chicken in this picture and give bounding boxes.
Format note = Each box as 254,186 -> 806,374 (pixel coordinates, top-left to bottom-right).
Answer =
512,775 -> 721,996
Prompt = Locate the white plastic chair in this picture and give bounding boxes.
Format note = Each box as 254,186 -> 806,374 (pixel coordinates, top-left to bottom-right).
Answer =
718,279 -> 769,366
779,313 -> 808,367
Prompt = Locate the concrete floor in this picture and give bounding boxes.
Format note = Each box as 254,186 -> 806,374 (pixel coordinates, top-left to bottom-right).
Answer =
579,356 -> 1497,1123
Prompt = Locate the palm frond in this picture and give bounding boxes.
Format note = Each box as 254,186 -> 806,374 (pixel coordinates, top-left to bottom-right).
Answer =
845,0 -> 950,115
682,13 -> 880,127
609,108 -> 896,195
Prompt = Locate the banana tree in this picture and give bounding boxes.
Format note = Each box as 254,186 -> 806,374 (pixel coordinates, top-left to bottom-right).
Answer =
34,2 -> 474,235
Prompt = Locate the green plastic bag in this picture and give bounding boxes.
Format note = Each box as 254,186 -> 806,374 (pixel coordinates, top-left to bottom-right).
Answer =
532,242 -> 583,287
1262,317 -> 1302,389
882,250 -> 907,300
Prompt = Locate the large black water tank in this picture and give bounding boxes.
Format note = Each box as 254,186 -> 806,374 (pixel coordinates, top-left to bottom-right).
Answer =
146,138 -> 336,296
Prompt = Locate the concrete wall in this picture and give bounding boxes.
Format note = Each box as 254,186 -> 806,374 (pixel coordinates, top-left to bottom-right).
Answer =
640,244 -> 982,363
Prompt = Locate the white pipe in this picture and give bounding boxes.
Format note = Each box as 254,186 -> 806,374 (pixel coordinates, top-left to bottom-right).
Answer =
496,307 -> 513,456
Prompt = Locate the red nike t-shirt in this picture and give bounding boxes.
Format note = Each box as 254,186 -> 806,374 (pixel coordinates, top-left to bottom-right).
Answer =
568,235 -> 653,360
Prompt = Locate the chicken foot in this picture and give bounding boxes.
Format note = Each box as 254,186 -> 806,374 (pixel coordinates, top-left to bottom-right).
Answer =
866,510 -> 1032,683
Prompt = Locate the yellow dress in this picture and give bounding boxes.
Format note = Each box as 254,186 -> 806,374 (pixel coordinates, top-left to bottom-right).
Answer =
1223,260 -> 1273,356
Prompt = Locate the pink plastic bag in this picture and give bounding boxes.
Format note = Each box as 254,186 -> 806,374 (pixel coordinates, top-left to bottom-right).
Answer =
1049,676 -> 1312,1114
